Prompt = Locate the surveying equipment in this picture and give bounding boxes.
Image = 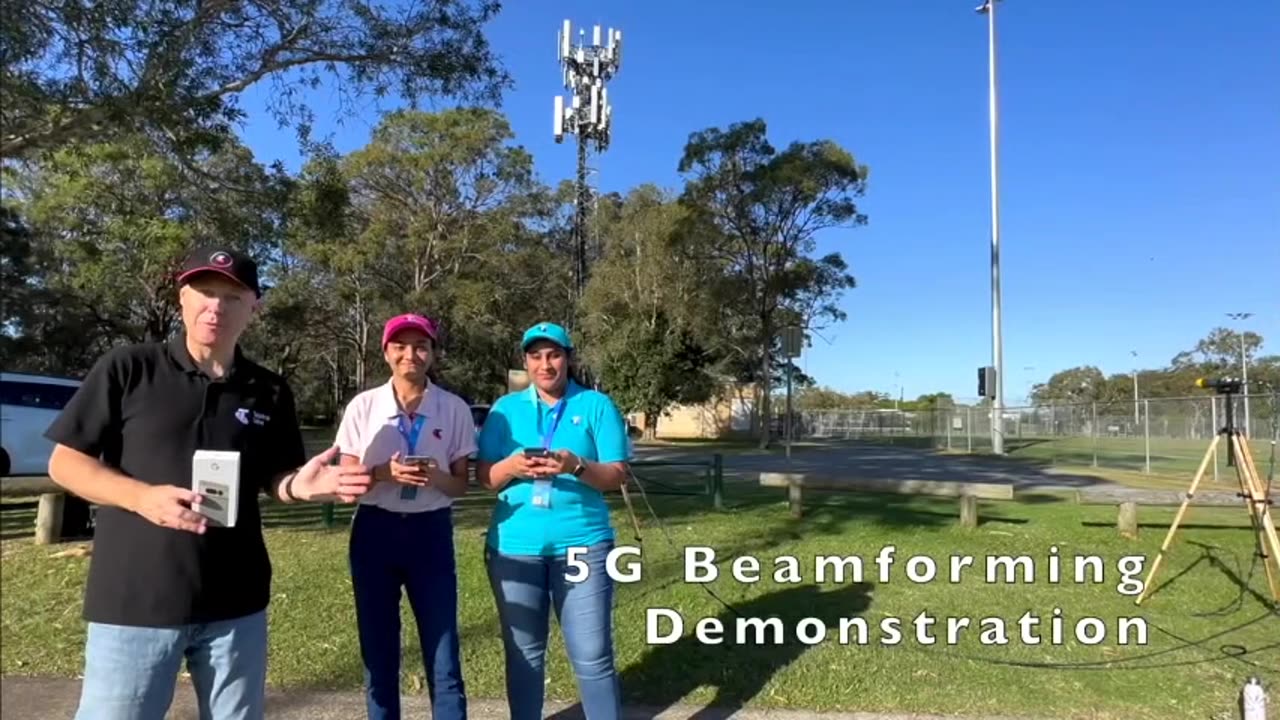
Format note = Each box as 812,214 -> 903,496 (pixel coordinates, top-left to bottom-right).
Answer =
1134,377 -> 1279,605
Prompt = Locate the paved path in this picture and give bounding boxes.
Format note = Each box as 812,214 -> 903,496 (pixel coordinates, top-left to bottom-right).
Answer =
633,440 -> 1116,492
0,676 -> 1045,720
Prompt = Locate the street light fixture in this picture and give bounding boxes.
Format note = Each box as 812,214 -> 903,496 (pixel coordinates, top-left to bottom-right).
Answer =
977,0 -> 1005,454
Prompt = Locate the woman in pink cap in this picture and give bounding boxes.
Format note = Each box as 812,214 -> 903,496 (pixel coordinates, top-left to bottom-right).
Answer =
334,313 -> 478,720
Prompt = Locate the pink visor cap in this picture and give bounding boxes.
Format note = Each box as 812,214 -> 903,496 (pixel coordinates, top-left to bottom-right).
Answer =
381,314 -> 439,347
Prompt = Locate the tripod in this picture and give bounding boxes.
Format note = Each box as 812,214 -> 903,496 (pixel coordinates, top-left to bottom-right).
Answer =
1135,381 -> 1280,605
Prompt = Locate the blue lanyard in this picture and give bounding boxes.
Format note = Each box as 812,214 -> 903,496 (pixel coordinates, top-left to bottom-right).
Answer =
398,413 -> 426,454
542,401 -> 568,450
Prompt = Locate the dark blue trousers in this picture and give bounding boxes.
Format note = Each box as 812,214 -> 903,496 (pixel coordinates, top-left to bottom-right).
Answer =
349,505 -> 466,720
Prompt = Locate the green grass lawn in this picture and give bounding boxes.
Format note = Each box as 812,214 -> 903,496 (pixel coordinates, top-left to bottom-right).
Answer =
3,482 -> 1278,719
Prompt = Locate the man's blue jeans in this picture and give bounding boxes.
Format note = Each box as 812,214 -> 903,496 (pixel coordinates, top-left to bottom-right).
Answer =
349,505 -> 466,720
73,609 -> 267,720
484,540 -> 621,720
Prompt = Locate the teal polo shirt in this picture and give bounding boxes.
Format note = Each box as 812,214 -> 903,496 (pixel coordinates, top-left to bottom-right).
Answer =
476,380 -> 631,556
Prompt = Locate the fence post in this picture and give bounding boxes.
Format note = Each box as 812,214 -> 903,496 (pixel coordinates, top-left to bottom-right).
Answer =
1143,399 -> 1151,474
321,502 -> 335,528
966,407 -> 973,452
1091,401 -> 1098,468
946,409 -> 953,451
712,453 -> 724,510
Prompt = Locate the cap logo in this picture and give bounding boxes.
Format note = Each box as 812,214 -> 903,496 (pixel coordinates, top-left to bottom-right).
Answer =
210,251 -> 232,267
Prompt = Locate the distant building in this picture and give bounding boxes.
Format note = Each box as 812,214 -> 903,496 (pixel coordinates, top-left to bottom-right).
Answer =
626,380 -> 761,440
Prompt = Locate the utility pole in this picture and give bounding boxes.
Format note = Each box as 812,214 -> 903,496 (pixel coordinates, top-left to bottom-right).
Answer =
977,0 -> 1005,454
1131,350 -> 1140,427
554,20 -> 622,314
1226,312 -> 1253,437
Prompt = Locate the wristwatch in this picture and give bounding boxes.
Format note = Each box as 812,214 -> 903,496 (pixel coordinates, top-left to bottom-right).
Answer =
571,458 -> 587,478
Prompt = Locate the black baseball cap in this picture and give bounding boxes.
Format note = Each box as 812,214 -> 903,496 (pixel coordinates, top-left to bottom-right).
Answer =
176,245 -> 261,297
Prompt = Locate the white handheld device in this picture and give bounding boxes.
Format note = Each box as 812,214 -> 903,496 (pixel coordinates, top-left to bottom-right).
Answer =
192,450 -> 242,528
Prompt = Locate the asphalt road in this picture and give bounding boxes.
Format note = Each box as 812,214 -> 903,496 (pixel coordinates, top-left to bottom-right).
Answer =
1,441 -> 1114,498
632,440 -> 1115,491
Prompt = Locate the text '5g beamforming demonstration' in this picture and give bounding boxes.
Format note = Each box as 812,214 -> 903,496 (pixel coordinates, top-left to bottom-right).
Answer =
563,544 -> 1152,648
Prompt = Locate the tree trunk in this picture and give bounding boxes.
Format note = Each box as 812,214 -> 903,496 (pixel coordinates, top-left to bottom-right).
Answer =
759,337 -> 772,449
643,407 -> 660,441
352,287 -> 370,390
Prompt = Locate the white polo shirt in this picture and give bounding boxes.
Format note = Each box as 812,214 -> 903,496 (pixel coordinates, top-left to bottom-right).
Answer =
335,379 -> 478,513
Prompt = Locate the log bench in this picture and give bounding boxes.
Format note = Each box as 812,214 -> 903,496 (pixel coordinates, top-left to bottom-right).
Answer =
758,473 -> 1015,527
1074,487 -> 1246,539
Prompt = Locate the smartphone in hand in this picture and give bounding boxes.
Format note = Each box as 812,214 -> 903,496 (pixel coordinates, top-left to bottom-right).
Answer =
402,455 -> 437,469
522,448 -> 552,459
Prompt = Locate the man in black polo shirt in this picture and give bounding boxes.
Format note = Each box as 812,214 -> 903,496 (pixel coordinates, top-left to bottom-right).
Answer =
45,245 -> 374,720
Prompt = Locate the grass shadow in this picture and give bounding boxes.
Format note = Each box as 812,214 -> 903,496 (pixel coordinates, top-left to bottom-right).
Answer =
1140,540 -> 1277,612
548,583 -> 873,719
259,492 -> 500,533
0,501 -> 37,541
618,483 -> 1026,536
1080,522 -> 1256,532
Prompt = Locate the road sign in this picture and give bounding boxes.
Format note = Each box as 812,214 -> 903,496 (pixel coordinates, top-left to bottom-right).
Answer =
781,326 -> 804,358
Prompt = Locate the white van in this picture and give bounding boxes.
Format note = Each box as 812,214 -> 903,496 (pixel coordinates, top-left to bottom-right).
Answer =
0,372 -> 82,476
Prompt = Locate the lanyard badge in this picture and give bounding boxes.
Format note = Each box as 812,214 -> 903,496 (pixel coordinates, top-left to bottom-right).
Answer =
397,413 -> 426,500
531,401 -> 567,509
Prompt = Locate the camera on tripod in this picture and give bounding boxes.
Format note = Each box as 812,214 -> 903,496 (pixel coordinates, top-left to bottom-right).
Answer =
1195,376 -> 1243,395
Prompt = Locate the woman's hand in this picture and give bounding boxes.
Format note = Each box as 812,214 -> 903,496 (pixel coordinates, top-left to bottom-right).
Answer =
547,449 -> 583,477
508,449 -> 558,479
382,452 -> 431,487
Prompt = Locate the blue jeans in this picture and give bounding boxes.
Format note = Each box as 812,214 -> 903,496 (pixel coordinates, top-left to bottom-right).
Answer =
73,609 -> 267,720
484,540 -> 621,720
349,505 -> 466,720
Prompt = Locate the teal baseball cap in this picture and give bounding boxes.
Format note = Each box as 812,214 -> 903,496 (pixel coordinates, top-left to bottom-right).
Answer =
521,322 -> 573,351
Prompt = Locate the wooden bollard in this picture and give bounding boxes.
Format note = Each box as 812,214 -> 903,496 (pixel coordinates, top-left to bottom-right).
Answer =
959,495 -> 978,529
35,493 -> 65,545
1117,501 -> 1138,539
789,482 -> 803,518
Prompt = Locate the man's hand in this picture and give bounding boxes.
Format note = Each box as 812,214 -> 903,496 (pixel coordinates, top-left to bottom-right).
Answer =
293,446 -> 375,503
132,485 -> 208,534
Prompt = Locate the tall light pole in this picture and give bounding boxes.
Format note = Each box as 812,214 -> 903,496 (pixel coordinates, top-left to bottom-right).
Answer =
1131,350 -> 1140,427
554,20 -> 622,314
1226,312 -> 1253,437
977,0 -> 1005,454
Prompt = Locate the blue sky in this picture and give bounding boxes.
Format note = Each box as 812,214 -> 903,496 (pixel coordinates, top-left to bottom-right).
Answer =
235,1 -> 1280,405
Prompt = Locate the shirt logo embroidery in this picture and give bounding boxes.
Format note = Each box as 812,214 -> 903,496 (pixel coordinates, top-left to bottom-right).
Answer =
432,428 -> 443,440
235,408 -> 270,426
572,416 -> 581,425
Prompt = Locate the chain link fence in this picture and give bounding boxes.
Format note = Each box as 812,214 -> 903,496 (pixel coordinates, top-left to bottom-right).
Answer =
781,393 -> 1278,484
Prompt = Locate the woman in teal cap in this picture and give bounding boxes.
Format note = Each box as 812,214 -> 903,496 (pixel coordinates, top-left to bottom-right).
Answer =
475,321 -> 631,719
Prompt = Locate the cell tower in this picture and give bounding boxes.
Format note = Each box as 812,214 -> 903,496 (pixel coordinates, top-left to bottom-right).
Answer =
554,19 -> 622,307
